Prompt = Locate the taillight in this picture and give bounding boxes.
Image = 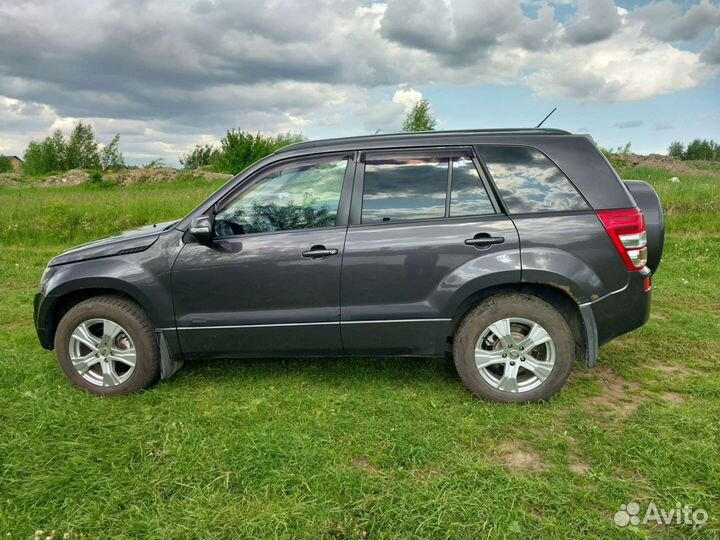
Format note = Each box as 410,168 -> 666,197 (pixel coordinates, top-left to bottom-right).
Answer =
596,208 -> 648,270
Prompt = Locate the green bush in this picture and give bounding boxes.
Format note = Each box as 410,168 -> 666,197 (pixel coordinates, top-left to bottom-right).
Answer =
668,141 -> 684,159
402,98 -> 436,132
100,134 -> 125,170
179,144 -> 217,169
65,122 -> 100,169
667,139 -> 719,161
180,131 -> 304,175
23,123 -> 123,175
0,156 -> 12,173
87,170 -> 104,185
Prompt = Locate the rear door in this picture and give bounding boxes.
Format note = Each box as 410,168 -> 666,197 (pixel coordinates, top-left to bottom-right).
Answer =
340,148 -> 521,356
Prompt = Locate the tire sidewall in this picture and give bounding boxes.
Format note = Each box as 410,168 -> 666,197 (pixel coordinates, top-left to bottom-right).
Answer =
454,294 -> 575,403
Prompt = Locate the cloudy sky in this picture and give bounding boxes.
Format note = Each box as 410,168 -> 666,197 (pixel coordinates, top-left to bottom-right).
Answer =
1,0 -> 719,166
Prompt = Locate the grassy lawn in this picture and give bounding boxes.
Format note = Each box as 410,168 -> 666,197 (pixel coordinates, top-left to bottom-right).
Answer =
0,164 -> 718,539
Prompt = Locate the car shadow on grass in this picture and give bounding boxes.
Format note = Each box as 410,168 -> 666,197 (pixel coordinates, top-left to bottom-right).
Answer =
173,354 -> 461,387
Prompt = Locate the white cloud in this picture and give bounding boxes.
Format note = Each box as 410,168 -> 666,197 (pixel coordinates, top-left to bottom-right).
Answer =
564,0 -> 621,44
0,0 -> 718,162
701,28 -> 720,64
633,0 -> 720,42
392,88 -> 423,112
524,19 -> 711,101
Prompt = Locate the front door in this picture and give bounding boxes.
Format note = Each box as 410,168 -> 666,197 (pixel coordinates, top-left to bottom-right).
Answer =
171,154 -> 353,358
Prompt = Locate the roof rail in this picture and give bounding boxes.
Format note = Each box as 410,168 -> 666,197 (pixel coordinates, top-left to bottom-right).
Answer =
275,128 -> 571,154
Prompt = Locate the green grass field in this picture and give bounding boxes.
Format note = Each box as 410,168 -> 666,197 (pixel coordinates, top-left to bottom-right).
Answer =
1,161 -> 718,539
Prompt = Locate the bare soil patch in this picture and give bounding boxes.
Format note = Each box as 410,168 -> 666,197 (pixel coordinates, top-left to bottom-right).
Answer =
582,366 -> 645,419
651,363 -> 697,377
568,462 -> 590,475
493,442 -> 547,472
350,457 -> 381,475
659,391 -> 685,405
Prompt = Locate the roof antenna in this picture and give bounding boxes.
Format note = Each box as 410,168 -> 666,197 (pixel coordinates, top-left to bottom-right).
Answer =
535,107 -> 557,128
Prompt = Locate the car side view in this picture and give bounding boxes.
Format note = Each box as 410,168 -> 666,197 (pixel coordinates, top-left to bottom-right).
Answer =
34,129 -> 664,402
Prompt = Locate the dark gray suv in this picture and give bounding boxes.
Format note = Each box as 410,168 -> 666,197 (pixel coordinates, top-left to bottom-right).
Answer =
34,129 -> 664,402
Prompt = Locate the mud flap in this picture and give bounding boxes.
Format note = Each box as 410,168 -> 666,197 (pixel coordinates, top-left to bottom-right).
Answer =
157,331 -> 184,379
579,304 -> 598,368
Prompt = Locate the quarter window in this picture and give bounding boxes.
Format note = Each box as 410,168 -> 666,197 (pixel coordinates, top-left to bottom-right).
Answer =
214,157 -> 347,236
361,155 -> 448,223
450,156 -> 494,217
477,146 -> 589,214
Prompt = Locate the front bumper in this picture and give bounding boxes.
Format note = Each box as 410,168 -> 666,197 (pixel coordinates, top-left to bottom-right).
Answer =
34,292 -> 53,350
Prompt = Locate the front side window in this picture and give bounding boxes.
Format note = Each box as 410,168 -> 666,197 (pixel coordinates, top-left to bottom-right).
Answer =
361,155 -> 448,223
214,157 -> 347,236
477,146 -> 589,214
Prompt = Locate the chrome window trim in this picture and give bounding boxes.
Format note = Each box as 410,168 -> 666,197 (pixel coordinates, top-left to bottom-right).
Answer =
161,318 -> 451,331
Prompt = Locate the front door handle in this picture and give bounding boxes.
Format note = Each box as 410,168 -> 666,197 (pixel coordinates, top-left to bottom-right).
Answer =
301,245 -> 338,259
465,233 -> 505,248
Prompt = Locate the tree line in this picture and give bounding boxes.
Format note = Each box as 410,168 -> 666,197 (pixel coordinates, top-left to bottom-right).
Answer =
9,98 -> 438,176
179,98 -> 437,172
21,122 -> 125,175
668,139 -> 720,162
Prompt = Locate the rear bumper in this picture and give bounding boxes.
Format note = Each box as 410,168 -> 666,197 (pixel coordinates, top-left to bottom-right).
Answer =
589,267 -> 652,347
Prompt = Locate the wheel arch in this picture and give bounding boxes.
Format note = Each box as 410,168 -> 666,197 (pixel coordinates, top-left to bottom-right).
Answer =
40,281 -> 155,351
447,282 -> 589,362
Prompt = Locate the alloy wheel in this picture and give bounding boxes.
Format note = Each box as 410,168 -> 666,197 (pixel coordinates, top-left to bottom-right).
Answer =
68,318 -> 137,387
474,317 -> 556,393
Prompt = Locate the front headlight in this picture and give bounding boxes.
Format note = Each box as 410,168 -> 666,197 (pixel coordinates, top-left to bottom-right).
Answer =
39,266 -> 55,292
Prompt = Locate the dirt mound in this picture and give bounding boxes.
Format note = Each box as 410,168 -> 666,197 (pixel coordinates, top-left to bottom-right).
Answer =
613,153 -> 720,178
40,169 -> 90,186
108,168 -> 233,185
0,167 -> 235,187
0,172 -> 24,187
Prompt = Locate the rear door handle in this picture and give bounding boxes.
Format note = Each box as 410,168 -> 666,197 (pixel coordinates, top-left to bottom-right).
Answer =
301,245 -> 338,259
465,234 -> 505,248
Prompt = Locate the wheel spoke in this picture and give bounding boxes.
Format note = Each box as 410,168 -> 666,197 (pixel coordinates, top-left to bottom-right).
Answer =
101,360 -> 121,387
109,347 -> 136,367
103,320 -> 122,340
71,352 -> 100,375
487,319 -> 513,346
522,357 -> 554,381
474,348 -> 506,369
497,363 -> 519,393
71,323 -> 100,351
517,323 -> 551,353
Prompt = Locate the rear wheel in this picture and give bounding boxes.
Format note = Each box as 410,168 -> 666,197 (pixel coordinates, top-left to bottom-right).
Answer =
453,293 -> 575,403
54,296 -> 161,396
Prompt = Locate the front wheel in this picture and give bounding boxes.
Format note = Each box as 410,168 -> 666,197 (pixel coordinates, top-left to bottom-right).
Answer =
54,295 -> 161,396
453,293 -> 575,403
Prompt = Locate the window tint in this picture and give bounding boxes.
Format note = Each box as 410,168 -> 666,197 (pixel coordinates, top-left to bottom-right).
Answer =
362,155 -> 448,223
450,156 -> 494,217
214,158 -> 346,236
477,146 -> 589,213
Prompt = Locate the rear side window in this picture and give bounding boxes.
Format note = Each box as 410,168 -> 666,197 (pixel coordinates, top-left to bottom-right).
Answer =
477,146 -> 588,213
362,156 -> 448,223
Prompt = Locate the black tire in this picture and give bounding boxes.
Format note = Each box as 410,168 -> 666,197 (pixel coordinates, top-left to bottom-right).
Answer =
453,293 -> 575,403
54,295 -> 161,396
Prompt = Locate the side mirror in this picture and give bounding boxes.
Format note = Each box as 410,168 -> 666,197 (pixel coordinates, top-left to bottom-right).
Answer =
189,215 -> 214,245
